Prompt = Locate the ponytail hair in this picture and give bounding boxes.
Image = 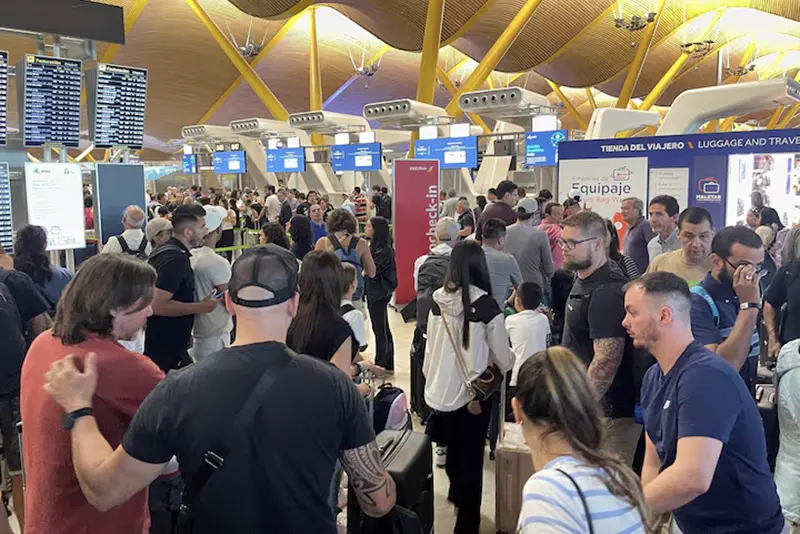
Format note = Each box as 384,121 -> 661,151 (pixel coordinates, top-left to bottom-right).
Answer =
515,347 -> 653,531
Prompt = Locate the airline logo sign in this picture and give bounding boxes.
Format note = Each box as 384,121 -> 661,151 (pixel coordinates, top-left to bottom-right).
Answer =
393,159 -> 440,305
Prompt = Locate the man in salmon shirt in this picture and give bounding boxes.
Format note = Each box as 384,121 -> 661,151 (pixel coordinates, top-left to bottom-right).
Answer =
20,254 -> 166,534
538,201 -> 565,269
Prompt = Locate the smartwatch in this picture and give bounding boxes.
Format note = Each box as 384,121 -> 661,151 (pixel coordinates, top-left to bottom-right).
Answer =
740,302 -> 762,311
63,407 -> 94,430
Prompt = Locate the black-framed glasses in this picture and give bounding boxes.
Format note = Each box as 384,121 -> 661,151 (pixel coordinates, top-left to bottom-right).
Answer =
557,236 -> 598,250
724,258 -> 766,278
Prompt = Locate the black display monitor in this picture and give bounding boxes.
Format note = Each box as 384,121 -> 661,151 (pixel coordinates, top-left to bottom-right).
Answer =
0,51 -> 7,146
18,55 -> 82,147
86,63 -> 147,149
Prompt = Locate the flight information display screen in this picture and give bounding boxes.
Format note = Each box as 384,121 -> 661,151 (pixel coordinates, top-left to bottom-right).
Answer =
0,163 -> 11,253
87,63 -> 147,149
0,51 -> 7,146
213,151 -> 247,174
20,55 -> 82,147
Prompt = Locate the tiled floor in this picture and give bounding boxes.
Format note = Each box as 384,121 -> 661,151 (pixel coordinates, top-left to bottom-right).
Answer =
360,306 -> 500,534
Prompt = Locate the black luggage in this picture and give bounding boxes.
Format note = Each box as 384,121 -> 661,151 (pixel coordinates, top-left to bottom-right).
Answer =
348,429 -> 434,534
409,329 -> 431,422
756,384 -> 779,472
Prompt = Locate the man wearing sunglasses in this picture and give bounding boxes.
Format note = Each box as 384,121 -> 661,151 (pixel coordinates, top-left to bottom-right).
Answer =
690,226 -> 765,395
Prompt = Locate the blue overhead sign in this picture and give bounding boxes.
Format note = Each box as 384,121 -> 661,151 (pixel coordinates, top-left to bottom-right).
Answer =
213,150 -> 246,174
266,147 -> 306,172
414,136 -> 478,170
182,154 -> 196,174
524,129 -> 566,167
331,142 -> 382,172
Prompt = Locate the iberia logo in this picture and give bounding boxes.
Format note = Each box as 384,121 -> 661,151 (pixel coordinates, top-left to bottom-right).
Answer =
698,176 -> 720,194
611,167 -> 632,181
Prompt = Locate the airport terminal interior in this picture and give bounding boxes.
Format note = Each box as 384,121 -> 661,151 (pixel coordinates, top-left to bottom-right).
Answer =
5,0 -> 800,533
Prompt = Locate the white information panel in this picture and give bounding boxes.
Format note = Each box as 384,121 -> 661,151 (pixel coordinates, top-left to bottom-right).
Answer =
25,163 -> 86,250
558,156 -> 648,219
355,155 -> 373,168
443,150 -> 467,165
649,167 -> 689,212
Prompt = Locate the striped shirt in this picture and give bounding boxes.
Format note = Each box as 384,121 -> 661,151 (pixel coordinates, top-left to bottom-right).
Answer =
517,456 -> 645,533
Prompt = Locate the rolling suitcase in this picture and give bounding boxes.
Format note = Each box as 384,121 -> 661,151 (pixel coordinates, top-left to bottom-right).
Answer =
756,384 -> 779,472
495,382 -> 534,534
348,429 -> 434,534
409,329 -> 431,422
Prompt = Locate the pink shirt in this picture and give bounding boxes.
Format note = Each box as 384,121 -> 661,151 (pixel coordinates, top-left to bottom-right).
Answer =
538,221 -> 563,269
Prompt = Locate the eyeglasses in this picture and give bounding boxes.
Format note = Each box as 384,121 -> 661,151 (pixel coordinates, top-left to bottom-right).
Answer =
557,236 -> 598,250
724,258 -> 767,278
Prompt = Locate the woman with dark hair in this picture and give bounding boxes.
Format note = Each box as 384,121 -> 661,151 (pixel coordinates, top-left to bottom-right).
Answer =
604,219 -> 640,280
365,217 -> 397,372
316,209 -> 376,312
259,222 -> 291,250
288,215 -> 314,261
423,240 -> 513,534
474,195 -> 487,220
217,198 -> 236,261
287,250 -> 354,374
14,225 -> 73,315
513,347 -> 650,532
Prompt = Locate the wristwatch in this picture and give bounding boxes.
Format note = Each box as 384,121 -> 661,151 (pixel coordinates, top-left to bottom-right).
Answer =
63,407 -> 93,430
740,302 -> 762,311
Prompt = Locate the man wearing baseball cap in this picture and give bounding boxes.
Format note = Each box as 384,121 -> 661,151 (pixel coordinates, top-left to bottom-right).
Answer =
190,206 -> 233,361
41,245 -> 396,532
145,217 -> 172,251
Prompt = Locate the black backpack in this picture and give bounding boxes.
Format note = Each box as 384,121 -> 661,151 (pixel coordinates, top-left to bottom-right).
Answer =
0,272 -> 27,396
379,195 -> 392,219
415,253 -> 450,333
117,235 -> 149,261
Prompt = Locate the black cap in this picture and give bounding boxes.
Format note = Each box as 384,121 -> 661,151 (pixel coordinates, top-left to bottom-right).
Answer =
229,244 -> 299,308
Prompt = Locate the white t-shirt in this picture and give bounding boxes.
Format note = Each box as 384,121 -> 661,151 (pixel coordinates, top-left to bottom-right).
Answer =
190,247 -> 233,337
518,456 -> 646,533
266,194 -> 281,220
341,299 -> 366,351
101,228 -> 152,256
505,310 -> 550,386
221,209 -> 236,231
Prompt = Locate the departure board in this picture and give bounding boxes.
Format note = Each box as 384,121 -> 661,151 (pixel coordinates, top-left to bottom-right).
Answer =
18,55 -> 82,147
87,63 -> 147,148
0,163 -> 11,253
0,51 -> 7,146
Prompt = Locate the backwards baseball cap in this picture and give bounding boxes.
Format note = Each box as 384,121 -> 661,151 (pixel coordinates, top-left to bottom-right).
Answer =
145,218 -> 172,242
229,244 -> 299,308
515,197 -> 539,220
203,205 -> 226,233
436,217 -> 461,247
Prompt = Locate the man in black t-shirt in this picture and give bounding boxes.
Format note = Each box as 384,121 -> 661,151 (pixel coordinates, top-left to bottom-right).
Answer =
42,245 -> 396,533
559,211 -> 639,465
145,204 -> 218,371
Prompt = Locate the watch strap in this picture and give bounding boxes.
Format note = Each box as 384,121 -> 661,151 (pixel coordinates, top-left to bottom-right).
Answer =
64,407 -> 93,430
740,302 -> 762,310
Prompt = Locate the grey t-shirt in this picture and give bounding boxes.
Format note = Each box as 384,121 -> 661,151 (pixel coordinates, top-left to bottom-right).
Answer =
503,224 -> 554,292
482,246 -> 522,308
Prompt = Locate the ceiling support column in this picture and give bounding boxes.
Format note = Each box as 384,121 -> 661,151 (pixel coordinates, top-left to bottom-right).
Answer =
714,40 -> 759,132
585,88 -> 597,111
436,66 -> 490,133
416,0 -> 446,105
615,0 -> 667,109
640,9 -> 724,111
778,104 -> 800,128
444,0 -> 545,120
185,0 -> 288,120
309,8 -> 324,145
546,79 -> 588,131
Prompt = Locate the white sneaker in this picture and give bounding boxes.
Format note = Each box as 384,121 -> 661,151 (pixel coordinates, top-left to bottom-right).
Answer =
435,446 -> 447,468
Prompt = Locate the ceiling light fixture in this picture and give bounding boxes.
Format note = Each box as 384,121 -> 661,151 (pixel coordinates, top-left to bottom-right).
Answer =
680,40 -> 715,59
614,11 -> 656,31
726,64 -> 756,77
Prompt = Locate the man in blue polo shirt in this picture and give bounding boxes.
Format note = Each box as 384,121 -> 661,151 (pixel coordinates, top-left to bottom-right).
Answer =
690,226 -> 764,395
623,272 -> 784,534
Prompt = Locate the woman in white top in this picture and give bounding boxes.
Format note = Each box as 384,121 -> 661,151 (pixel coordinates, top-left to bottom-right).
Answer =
217,198 -> 236,261
513,347 -> 651,533
423,240 -> 513,534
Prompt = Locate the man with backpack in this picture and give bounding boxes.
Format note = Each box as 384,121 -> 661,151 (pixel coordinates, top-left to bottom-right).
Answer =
100,206 -> 151,259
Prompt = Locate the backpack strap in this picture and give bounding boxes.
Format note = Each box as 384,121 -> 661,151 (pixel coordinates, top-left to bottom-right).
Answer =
136,235 -> 148,255
116,235 -> 131,254
690,285 -> 720,328
340,304 -> 356,316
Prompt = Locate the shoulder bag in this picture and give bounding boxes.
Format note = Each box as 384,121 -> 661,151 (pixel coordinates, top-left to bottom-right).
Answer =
556,468 -> 594,534
439,310 -> 502,403
174,358 -> 290,534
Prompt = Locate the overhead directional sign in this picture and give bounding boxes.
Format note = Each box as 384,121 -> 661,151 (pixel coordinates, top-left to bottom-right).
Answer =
414,136 -> 478,170
87,63 -> 148,149
182,154 -> 197,174
213,150 -> 247,174
524,129 -> 567,167
19,55 -> 82,147
331,142 -> 382,171
266,147 -> 306,172
0,51 -> 7,146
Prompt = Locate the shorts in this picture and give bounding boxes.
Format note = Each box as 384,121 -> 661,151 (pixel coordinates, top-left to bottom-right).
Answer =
0,396 -> 21,473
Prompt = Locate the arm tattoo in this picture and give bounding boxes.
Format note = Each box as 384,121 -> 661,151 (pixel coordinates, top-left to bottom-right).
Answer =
341,441 -> 396,517
589,337 -> 626,399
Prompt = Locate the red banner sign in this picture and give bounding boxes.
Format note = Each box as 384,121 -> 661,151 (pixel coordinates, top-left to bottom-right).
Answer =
392,159 -> 440,305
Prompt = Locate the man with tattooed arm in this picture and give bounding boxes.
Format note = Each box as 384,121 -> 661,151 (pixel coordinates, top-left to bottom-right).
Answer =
40,245 -> 396,533
559,211 -> 640,465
